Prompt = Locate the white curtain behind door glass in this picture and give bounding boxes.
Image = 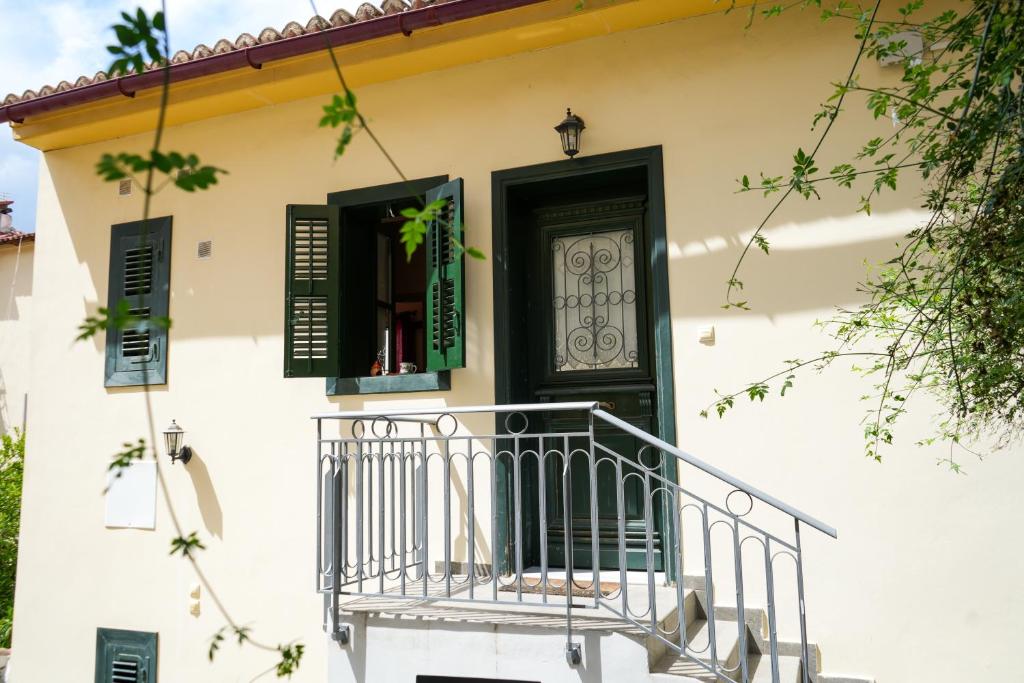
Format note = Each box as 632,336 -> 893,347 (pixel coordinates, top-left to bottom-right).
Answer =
552,229 -> 638,372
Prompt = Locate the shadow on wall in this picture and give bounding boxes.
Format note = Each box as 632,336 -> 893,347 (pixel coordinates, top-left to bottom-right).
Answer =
0,369 -> 7,435
0,241 -> 32,323
185,448 -> 223,539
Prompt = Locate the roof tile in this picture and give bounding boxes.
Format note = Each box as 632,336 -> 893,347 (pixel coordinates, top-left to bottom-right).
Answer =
2,1 -> 456,109
305,16 -> 330,32
355,3 -> 384,21
280,21 -> 306,38
382,0 -> 411,15
0,231 -> 35,246
234,33 -> 259,49
330,9 -> 357,26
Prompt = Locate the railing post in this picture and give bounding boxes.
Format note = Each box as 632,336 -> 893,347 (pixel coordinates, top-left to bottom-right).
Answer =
420,432 -> 429,596
378,440 -> 386,595
700,503 -> 718,676
615,453 -> 628,619
514,435 -> 523,600
671,489 -> 687,655
538,435 -> 549,603
795,520 -> 811,683
443,435 -> 452,598
316,418 -> 327,631
764,538 -> 780,683
331,448 -> 347,643
340,442 -> 349,588
587,409 -> 601,609
491,442 -> 499,601
400,440 -> 408,596
732,518 -> 749,683
563,434 -> 581,666
316,419 -> 324,595
355,440 -> 364,593
644,472 -> 658,638
467,436 -> 476,599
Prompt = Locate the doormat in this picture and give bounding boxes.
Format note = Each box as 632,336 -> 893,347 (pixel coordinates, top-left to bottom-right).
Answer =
498,579 -> 619,598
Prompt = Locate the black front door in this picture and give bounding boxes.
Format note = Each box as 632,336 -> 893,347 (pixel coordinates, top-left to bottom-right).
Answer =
525,196 -> 662,571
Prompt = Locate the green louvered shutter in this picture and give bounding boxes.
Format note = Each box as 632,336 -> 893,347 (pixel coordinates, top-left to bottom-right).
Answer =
104,217 -> 171,387
425,178 -> 466,371
95,628 -> 157,683
284,204 -> 342,378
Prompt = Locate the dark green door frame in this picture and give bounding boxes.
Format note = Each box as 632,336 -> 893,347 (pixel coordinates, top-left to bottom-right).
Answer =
490,145 -> 679,579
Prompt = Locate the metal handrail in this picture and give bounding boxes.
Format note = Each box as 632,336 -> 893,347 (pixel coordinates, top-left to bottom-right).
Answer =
315,402 -> 836,682
315,402 -> 837,538
311,400 -> 600,420
591,409 -> 838,539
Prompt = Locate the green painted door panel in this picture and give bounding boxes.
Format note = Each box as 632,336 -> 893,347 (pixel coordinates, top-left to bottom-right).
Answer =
524,196 -> 663,571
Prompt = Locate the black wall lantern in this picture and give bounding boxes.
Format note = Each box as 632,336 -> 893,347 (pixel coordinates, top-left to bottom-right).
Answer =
163,419 -> 193,465
555,108 -> 585,158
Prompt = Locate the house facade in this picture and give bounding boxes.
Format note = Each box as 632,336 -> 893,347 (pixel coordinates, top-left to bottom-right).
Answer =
1,1 -> 1020,682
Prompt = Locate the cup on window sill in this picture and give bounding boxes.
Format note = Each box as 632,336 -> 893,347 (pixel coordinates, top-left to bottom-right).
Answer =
399,362 -> 417,375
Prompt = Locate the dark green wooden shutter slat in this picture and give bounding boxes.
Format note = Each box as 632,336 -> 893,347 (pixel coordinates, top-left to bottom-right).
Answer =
425,178 -> 466,372
105,217 -> 171,387
284,204 -> 342,378
96,628 -> 156,683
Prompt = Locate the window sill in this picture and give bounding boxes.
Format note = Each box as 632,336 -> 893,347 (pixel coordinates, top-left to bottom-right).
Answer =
326,371 -> 451,396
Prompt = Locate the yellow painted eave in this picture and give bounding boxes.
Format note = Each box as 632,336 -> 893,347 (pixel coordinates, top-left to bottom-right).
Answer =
12,0 -> 752,151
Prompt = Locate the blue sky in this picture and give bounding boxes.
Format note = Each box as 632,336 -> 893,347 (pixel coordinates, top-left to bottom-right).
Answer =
0,0 -> 364,231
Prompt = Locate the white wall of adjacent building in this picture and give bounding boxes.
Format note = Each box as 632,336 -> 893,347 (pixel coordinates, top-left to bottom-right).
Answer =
0,239 -> 32,435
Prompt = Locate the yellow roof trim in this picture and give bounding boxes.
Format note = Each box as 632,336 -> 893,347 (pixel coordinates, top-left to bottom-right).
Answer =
13,0 -> 746,151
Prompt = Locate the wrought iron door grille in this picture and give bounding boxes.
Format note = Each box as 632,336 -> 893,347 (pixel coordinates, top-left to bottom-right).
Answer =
551,230 -> 639,372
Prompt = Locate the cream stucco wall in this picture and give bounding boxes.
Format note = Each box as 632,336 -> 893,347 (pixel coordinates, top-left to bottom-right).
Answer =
11,7 -> 1022,683
0,240 -> 32,435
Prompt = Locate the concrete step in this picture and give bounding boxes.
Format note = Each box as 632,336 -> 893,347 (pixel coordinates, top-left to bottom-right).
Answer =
647,577 -> 870,683
748,654 -> 802,682
650,651 -> 803,682
645,588 -> 700,669
684,615 -> 742,673
650,616 -> 741,678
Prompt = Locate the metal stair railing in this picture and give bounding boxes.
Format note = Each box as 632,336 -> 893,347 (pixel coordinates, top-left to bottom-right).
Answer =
313,402 -> 836,683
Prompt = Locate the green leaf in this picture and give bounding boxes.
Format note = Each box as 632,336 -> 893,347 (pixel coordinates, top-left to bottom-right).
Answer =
208,629 -> 225,661
106,7 -> 166,77
170,531 -> 206,558
276,643 -> 305,678
104,438 -> 147,491
77,299 -> 143,341
400,219 -> 427,261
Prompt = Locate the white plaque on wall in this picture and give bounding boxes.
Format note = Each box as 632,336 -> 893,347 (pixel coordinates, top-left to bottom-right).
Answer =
104,460 -> 157,529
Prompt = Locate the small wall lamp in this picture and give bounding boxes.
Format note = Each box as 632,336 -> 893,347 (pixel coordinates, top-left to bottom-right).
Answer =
163,420 -> 193,465
555,108 -> 585,158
